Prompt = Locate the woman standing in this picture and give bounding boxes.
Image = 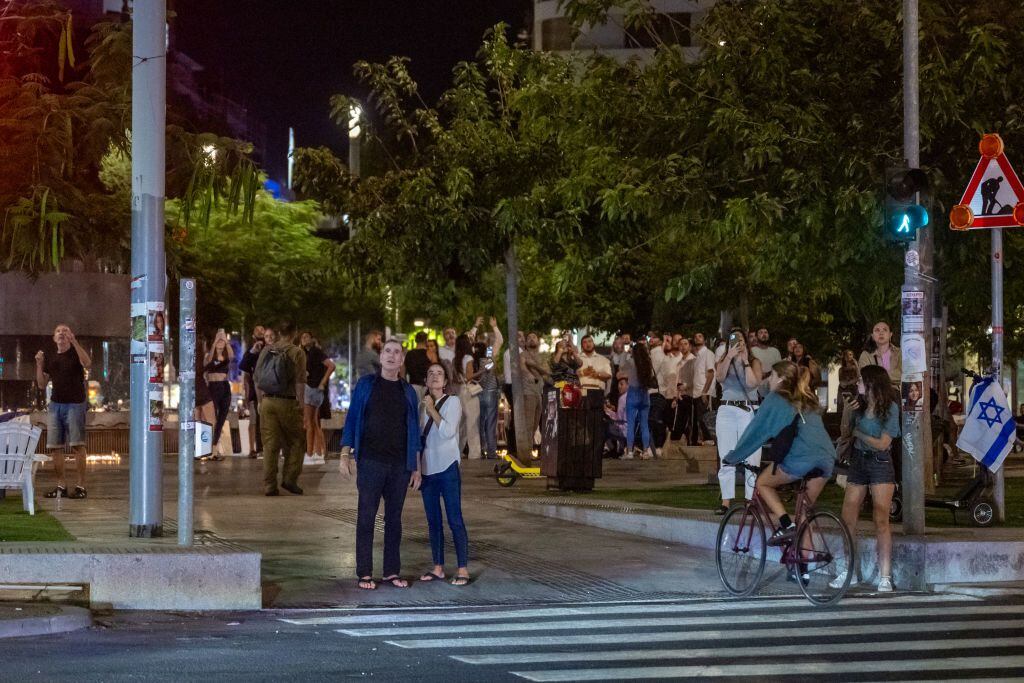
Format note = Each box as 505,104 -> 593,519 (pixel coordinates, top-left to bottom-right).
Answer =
474,318 -> 503,459
788,341 -> 812,368
416,363 -> 471,586
836,364 -> 900,592
193,338 -> 216,461
425,338 -> 441,365
858,321 -> 901,386
619,340 -> 656,460
453,334 -> 482,459
300,332 -> 335,465
714,328 -> 763,514
204,329 -> 234,459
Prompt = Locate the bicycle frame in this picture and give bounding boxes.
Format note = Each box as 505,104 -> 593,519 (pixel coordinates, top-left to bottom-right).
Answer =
729,476 -> 819,567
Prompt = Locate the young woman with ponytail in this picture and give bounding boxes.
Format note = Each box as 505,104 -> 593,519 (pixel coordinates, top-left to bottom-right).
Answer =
722,360 -> 836,546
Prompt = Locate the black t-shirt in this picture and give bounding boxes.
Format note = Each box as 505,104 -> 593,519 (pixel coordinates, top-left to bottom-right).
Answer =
361,377 -> 408,465
305,346 -> 329,387
404,348 -> 430,386
44,348 -> 86,404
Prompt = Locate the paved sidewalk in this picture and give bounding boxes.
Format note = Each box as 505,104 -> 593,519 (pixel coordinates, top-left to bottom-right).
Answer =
0,603 -> 91,639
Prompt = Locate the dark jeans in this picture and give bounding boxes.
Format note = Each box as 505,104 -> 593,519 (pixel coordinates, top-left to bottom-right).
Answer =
356,457 -> 411,578
420,461 -> 469,568
209,380 -> 231,446
689,396 -> 710,445
649,392 -> 668,448
668,396 -> 691,442
502,384 -> 516,452
478,390 -> 500,457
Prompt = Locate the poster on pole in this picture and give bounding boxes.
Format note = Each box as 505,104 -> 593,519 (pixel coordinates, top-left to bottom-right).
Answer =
902,380 -> 924,413
131,302 -> 147,353
148,389 -> 164,432
901,290 -> 925,333
147,301 -> 166,342
901,333 -> 927,378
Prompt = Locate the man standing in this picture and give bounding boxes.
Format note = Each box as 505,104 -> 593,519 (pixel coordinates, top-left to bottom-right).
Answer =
502,331 -> 526,453
578,334 -> 612,395
520,332 -> 549,451
690,332 -> 717,446
404,331 -> 431,399
750,326 -> 782,398
341,339 -> 421,590
255,322 -> 307,496
238,325 -> 267,458
355,330 -> 382,380
654,336 -> 683,454
36,324 -> 91,499
670,337 -> 696,443
438,327 -> 457,366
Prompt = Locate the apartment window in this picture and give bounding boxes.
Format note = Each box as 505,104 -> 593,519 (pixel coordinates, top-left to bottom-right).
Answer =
541,17 -> 573,51
625,12 -> 692,48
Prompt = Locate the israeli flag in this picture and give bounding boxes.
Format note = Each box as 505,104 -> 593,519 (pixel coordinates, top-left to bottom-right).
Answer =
957,376 -> 1016,472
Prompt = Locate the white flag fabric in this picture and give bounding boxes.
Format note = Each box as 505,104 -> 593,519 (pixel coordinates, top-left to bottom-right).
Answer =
957,377 -> 1016,472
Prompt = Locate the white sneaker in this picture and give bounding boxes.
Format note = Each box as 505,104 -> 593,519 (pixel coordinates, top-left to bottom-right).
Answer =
877,576 -> 894,592
303,454 -> 318,465
654,447 -> 663,458
829,571 -> 859,589
621,450 -> 634,460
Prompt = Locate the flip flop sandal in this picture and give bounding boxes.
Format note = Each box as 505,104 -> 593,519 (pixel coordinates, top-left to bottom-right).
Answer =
380,575 -> 409,588
69,487 -> 87,499
357,577 -> 377,590
449,575 -> 473,587
45,486 -> 67,499
419,571 -> 445,582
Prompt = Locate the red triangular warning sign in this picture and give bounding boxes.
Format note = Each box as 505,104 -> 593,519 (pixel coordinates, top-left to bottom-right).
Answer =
953,150 -> 1024,229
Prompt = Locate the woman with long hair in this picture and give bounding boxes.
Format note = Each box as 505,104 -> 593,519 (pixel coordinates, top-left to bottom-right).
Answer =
300,332 -> 335,465
204,329 -> 234,459
193,337 -> 216,460
425,338 -> 441,365
550,338 -> 582,385
858,321 -> 901,386
452,334 -> 482,459
713,327 -> 764,514
620,340 -> 656,459
836,364 -> 901,591
723,360 -> 835,547
788,341 -> 812,368
416,362 -> 471,585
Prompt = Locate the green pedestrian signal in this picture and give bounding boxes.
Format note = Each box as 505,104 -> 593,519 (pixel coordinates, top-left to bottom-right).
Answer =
885,168 -> 929,243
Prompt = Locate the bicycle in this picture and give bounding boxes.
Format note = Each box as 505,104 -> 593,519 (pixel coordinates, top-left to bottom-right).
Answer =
715,462 -> 855,606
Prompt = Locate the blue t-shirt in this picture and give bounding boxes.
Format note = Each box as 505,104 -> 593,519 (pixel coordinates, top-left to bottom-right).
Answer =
853,401 -> 900,453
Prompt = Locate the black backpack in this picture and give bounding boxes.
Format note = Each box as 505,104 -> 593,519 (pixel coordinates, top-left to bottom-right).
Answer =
255,346 -> 294,395
762,412 -> 801,464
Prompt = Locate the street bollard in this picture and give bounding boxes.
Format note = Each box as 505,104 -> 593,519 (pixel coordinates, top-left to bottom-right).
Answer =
178,279 -> 196,546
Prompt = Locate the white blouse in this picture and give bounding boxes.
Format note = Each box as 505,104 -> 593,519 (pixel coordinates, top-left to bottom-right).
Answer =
420,394 -> 463,476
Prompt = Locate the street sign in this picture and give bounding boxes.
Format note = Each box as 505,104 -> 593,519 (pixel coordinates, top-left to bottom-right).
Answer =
950,134 -> 1024,230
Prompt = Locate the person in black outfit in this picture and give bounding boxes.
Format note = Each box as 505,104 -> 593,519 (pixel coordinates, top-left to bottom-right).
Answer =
404,331 -> 431,399
238,325 -> 268,458
300,332 -> 336,463
341,339 -> 421,590
35,324 -> 92,499
203,329 -> 234,459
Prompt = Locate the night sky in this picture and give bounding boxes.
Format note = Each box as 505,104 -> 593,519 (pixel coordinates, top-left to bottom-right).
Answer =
173,0 -> 532,182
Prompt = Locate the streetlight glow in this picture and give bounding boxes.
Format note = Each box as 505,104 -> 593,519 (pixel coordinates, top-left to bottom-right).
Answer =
348,103 -> 362,139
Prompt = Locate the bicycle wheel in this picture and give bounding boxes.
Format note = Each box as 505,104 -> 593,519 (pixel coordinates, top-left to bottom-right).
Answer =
716,506 -> 766,596
793,510 -> 854,606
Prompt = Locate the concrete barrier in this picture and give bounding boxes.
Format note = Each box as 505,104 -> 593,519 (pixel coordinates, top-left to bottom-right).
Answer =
0,544 -> 261,610
500,498 -> 1024,590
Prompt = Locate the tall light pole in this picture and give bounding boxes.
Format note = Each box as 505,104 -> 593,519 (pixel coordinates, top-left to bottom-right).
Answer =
348,103 -> 361,390
129,0 -> 166,538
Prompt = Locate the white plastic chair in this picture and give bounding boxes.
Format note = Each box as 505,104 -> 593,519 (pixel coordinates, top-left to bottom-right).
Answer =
0,421 -> 45,515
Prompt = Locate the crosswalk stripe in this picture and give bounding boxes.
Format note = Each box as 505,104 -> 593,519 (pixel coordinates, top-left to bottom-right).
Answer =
278,593 -> 971,626
386,616 -> 1024,649
337,604 -> 1021,637
451,636 -> 1024,666
509,655 -> 1024,681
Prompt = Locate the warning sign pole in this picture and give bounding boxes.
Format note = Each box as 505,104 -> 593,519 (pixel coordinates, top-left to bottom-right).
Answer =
992,228 -> 1006,521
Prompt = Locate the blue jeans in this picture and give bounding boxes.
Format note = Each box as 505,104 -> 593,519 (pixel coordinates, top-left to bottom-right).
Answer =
478,390 -> 499,457
626,387 -> 651,451
420,462 -> 469,568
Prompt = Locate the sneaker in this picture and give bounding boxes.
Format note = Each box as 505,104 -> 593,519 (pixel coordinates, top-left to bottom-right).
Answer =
829,571 -> 859,589
877,576 -> 894,592
639,449 -> 654,460
281,482 -> 304,495
621,450 -> 634,460
768,524 -> 797,547
303,454 -> 318,466
654,447 -> 663,458
69,486 -> 87,499
786,565 -> 810,585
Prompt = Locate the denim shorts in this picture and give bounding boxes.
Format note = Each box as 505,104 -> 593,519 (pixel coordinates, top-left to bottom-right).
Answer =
47,401 -> 87,449
303,385 -> 324,408
847,448 -> 896,486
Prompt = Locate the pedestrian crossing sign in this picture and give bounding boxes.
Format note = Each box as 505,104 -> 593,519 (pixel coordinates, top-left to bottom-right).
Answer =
950,134 -> 1024,230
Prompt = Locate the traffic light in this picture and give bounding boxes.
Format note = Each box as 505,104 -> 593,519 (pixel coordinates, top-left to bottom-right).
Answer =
885,167 -> 929,242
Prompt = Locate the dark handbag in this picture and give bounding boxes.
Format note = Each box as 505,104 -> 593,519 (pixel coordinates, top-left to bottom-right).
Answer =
762,412 -> 801,464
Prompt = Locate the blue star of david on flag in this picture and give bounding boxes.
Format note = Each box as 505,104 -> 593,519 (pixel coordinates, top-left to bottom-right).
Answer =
975,396 -> 1005,429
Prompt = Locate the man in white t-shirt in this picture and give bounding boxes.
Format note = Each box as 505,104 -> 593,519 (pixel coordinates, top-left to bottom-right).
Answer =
749,326 -> 782,398
670,337 -> 696,443
689,332 -> 717,445
577,334 -> 612,395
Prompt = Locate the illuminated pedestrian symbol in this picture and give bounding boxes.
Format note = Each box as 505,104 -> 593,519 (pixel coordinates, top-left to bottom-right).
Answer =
897,215 -> 911,234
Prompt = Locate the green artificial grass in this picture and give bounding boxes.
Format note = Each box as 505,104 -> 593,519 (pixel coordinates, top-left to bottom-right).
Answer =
542,478 -> 1024,528
0,496 -> 75,542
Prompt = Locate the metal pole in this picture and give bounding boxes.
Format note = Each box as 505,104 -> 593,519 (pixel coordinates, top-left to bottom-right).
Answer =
505,244 -> 531,464
129,0 -> 166,538
178,279 -> 196,546
992,228 -> 1006,521
347,322 -> 353,395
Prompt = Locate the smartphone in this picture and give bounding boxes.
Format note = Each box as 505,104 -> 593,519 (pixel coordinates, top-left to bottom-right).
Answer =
729,332 -> 741,348
483,346 -> 494,371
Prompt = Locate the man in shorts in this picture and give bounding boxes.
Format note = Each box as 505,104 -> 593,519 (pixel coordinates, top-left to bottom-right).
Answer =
35,324 -> 92,499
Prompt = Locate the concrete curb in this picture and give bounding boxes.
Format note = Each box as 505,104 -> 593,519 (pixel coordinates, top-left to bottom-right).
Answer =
0,605 -> 91,639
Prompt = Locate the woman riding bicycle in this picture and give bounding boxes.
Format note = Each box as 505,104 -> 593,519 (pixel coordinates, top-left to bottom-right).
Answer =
723,360 -> 836,546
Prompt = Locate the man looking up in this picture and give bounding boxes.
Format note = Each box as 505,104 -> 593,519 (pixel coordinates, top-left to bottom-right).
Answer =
341,339 -> 421,590
255,321 -> 307,495
578,334 -> 612,395
37,324 -> 92,499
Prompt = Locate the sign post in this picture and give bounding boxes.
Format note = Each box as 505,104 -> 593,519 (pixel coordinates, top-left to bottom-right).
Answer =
950,133 -> 1024,522
178,280 -> 196,546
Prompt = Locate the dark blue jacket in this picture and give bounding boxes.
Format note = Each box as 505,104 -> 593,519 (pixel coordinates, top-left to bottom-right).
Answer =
341,374 -> 421,471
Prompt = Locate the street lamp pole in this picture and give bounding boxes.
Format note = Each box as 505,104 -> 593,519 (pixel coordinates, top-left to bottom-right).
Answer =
348,103 -> 361,389
129,0 -> 167,538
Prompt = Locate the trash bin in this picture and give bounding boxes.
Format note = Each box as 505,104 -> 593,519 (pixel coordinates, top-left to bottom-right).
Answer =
540,387 -> 605,492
